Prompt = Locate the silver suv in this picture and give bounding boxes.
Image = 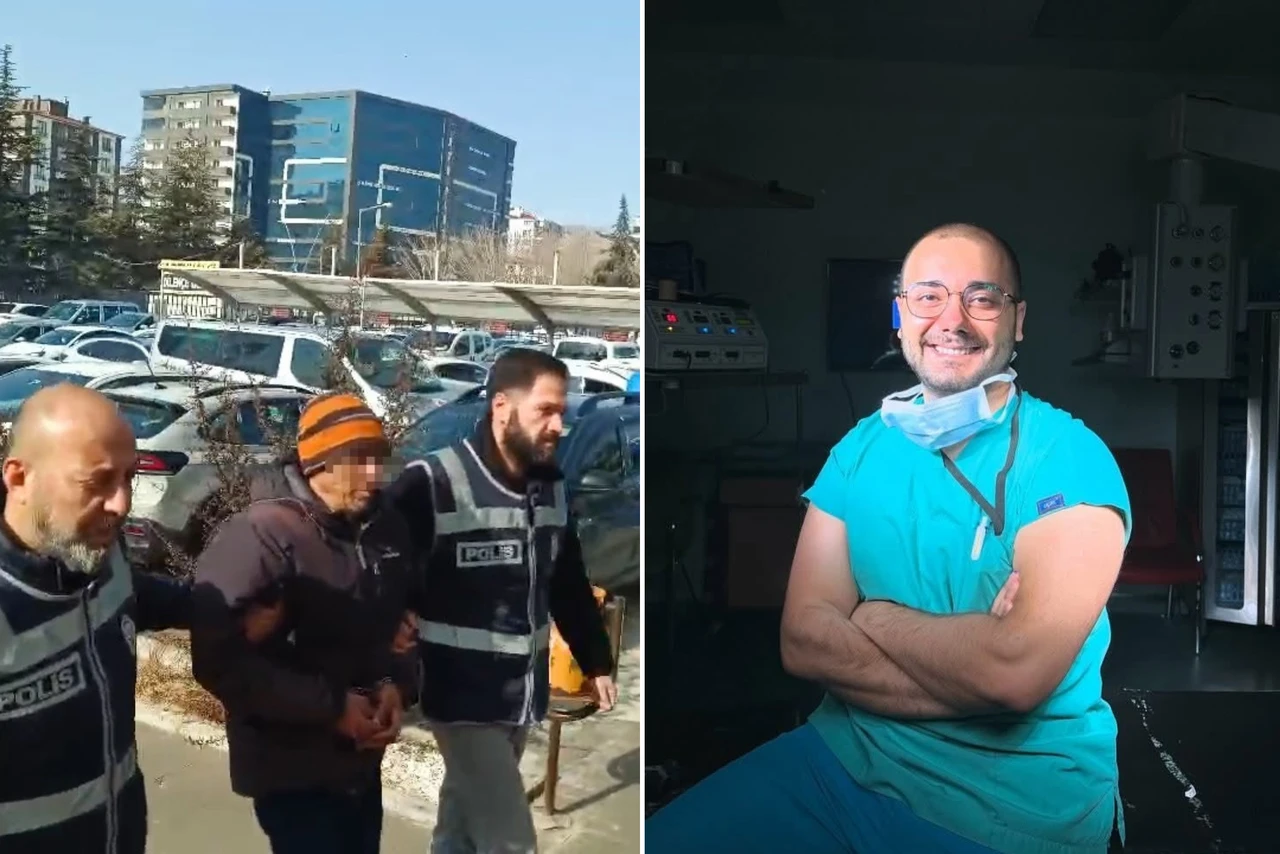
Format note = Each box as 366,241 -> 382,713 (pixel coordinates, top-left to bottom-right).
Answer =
105,379 -> 314,569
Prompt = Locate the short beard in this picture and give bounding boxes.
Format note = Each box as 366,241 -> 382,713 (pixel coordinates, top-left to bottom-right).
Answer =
502,411 -> 552,471
905,335 -> 1015,398
32,504 -> 109,576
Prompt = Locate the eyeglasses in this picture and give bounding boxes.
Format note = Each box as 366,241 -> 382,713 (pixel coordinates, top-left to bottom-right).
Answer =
898,282 -> 1020,322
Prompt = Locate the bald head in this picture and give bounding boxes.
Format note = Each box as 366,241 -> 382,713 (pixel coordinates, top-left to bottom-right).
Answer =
3,384 -> 136,574
904,223 -> 1022,297
9,383 -> 134,463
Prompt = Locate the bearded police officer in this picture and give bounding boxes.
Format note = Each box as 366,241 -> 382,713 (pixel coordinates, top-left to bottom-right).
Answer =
0,384 -> 193,853
387,348 -> 617,854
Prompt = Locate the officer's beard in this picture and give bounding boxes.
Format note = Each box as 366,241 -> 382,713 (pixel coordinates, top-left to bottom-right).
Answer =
503,411 -> 557,472
31,503 -> 109,576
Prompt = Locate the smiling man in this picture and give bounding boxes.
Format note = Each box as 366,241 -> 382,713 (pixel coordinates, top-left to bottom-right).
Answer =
645,224 -> 1132,854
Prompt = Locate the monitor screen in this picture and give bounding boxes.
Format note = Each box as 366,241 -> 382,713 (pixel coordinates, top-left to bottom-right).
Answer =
825,259 -> 909,372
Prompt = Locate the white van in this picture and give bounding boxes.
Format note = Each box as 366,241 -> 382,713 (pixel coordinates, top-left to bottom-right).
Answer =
149,320 -> 475,416
42,299 -> 141,326
553,336 -> 640,372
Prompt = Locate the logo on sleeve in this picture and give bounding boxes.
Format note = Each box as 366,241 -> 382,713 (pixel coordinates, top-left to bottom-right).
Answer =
0,652 -> 87,721
1036,493 -> 1066,516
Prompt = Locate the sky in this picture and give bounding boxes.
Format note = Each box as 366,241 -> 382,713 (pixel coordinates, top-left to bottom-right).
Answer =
5,0 -> 640,227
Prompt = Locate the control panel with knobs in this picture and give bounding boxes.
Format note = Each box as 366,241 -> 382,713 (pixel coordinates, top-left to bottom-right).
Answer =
1147,202 -> 1237,379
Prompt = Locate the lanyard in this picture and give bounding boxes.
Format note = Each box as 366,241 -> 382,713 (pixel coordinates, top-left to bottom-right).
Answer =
941,400 -> 1021,557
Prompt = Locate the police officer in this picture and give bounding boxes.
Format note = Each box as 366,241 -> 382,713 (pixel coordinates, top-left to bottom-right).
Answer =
387,348 -> 617,854
0,384 -> 193,853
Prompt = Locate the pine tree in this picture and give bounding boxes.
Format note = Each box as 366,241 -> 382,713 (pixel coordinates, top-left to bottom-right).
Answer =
86,138 -> 152,287
591,194 -> 639,288
0,45 -> 40,294
36,122 -> 111,291
146,134 -> 222,261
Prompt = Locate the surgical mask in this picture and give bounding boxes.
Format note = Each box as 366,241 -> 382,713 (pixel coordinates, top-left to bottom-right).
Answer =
880,368 -> 1018,451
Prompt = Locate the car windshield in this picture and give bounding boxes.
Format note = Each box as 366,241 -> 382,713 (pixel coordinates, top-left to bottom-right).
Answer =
405,329 -> 454,350
42,301 -> 83,322
104,313 -> 145,328
33,329 -> 80,346
350,337 -> 443,393
0,368 -> 93,411
612,344 -> 639,360
0,321 -> 37,344
557,341 -> 608,361
110,398 -> 187,439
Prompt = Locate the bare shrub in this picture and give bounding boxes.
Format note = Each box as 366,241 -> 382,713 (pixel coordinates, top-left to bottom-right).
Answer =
155,280 -> 419,579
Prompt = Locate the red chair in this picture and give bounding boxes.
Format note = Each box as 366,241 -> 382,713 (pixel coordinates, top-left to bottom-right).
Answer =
1111,447 -> 1206,654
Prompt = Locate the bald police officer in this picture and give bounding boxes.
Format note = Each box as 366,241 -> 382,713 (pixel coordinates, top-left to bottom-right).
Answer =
0,385 -> 193,854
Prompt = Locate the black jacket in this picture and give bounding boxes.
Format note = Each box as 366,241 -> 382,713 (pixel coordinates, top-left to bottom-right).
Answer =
0,508 -> 191,854
386,417 -> 612,725
189,461 -> 419,798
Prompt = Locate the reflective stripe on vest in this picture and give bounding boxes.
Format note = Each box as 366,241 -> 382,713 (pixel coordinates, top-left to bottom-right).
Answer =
0,743 -> 138,836
432,446 -> 568,536
418,618 -> 551,656
0,548 -> 133,676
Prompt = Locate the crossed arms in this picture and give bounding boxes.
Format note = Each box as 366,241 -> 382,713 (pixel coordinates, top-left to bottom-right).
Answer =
779,502 -> 1125,719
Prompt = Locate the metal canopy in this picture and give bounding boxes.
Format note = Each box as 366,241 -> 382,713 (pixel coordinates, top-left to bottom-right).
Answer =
172,269 -> 642,330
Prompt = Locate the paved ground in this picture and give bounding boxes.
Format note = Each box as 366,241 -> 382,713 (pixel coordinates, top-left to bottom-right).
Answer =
138,614 -> 641,853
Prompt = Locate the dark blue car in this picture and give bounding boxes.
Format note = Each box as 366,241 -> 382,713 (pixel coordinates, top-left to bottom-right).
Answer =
399,389 -> 640,589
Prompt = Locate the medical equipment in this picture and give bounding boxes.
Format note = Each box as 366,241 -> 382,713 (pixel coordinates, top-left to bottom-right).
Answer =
644,299 -> 769,372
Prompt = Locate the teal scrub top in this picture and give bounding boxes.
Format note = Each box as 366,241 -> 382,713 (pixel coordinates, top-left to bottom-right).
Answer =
803,391 -> 1132,854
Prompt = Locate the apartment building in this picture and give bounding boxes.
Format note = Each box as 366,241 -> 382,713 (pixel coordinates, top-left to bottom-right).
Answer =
138,84 -> 272,234
11,97 -> 123,201
507,205 -> 565,250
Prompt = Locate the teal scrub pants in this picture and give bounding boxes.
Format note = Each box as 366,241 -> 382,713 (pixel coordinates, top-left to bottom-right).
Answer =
646,723 -> 999,854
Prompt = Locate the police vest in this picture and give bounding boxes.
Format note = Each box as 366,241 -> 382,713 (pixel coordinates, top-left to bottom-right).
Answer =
412,440 -> 568,725
0,545 -> 145,853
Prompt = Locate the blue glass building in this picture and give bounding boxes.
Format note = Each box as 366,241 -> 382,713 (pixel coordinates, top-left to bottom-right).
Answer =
139,85 -> 516,273
262,90 -> 516,272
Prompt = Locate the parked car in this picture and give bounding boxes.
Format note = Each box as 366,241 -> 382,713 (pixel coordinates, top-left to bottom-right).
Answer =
111,381 -> 315,569
398,389 -> 640,588
0,302 -> 47,320
150,319 -> 476,417
427,357 -> 489,386
40,299 -> 141,326
0,326 -> 138,360
102,311 -> 157,332
59,337 -> 151,364
566,361 -> 636,394
481,340 -> 553,363
553,336 -> 641,372
0,318 -> 61,347
0,362 -> 183,425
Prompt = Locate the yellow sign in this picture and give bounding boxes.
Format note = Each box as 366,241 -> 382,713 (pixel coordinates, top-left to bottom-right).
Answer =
158,259 -> 221,271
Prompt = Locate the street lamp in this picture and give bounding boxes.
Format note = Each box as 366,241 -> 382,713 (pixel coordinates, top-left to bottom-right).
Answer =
356,201 -> 393,326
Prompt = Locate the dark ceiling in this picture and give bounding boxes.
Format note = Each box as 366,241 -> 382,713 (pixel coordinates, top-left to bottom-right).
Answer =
647,0 -> 1280,74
